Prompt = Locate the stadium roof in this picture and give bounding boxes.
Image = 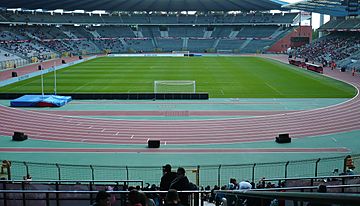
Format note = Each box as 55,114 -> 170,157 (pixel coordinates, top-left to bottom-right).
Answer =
0,0 -> 288,11
283,0 -> 360,16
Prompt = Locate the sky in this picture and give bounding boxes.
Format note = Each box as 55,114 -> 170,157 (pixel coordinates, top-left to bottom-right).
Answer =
283,0 -> 330,29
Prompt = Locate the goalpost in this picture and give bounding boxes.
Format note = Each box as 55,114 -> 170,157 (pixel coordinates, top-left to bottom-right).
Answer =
154,80 -> 196,93
172,50 -> 190,57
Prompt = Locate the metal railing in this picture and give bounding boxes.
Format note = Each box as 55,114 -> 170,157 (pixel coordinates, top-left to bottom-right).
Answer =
216,184 -> 360,206
0,180 -> 143,206
262,175 -> 360,192
1,184 -> 360,206
0,189 -> 210,206
2,154 -> 359,186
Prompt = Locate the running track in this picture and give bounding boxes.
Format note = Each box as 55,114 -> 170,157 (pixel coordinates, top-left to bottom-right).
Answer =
0,56 -> 359,145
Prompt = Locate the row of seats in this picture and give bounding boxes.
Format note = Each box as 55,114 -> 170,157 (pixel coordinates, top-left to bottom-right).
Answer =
0,25 -> 292,59
320,17 -> 360,30
0,11 -> 298,24
0,25 -> 286,39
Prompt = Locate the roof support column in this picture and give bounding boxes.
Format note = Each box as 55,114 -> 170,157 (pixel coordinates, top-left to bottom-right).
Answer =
319,14 -> 325,38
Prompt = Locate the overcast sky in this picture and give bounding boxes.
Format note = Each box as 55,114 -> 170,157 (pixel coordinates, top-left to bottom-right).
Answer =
283,0 -> 330,29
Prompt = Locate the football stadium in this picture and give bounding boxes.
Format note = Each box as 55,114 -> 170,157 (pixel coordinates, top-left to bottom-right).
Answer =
0,0 -> 359,205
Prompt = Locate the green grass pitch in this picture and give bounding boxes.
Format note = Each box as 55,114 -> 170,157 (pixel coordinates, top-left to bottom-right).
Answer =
0,56 -> 356,98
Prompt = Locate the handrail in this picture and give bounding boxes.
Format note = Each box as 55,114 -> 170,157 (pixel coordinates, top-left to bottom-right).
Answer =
249,184 -> 360,191
0,179 -> 144,183
0,190 -> 211,206
0,190 -> 211,194
1,184 -> 359,193
0,185 -> 359,206
263,174 -> 360,182
217,190 -> 360,206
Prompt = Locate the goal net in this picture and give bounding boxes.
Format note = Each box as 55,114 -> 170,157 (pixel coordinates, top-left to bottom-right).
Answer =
172,50 -> 190,57
154,80 -> 196,93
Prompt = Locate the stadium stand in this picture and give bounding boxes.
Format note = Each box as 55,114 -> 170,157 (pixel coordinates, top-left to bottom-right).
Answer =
0,11 -> 299,57
295,32 -> 360,70
187,39 -> 216,53
157,38 -> 184,52
216,39 -> 247,52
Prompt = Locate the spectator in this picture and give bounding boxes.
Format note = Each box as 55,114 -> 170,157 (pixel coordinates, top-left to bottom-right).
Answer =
238,180 -> 252,190
229,178 -> 239,190
170,167 -> 190,206
23,174 -> 32,181
165,189 -> 183,206
209,185 -> 219,203
91,190 -> 111,206
307,185 -> 330,206
160,164 -> 177,191
345,169 -> 355,175
318,184 -> 327,193
128,189 -> 147,206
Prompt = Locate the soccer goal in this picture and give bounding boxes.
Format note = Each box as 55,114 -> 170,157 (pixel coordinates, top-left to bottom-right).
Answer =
154,80 -> 196,93
172,50 -> 190,57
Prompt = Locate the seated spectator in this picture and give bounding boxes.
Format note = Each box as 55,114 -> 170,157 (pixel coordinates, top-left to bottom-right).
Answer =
23,174 -> 32,181
165,189 -> 183,206
345,169 -> 355,175
318,184 -> 327,193
91,190 -> 111,206
128,189 -> 147,206
239,180 -> 252,190
307,185 -> 330,206
229,178 -> 239,190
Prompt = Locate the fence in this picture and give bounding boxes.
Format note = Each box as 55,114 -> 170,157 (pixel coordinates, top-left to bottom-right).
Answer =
2,154 -> 359,187
0,58 -> 31,70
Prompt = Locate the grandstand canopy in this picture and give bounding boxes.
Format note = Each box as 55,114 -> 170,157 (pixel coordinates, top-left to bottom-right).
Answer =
283,0 -> 360,16
0,0 -> 288,11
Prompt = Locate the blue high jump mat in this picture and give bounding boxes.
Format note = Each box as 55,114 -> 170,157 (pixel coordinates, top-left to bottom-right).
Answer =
10,95 -> 72,107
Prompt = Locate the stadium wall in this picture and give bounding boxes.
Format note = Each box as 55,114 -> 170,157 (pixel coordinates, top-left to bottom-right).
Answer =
108,53 -> 194,57
0,93 -> 209,100
0,56 -> 97,87
267,26 -> 312,53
